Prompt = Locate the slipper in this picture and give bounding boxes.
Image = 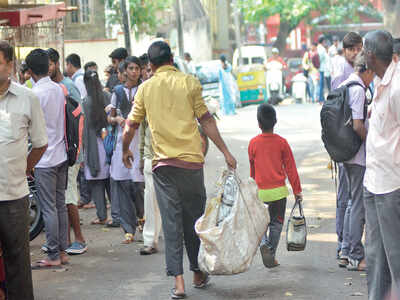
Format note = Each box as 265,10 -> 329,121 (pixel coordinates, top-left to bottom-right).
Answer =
83,203 -> 96,209
31,260 -> 62,270
193,273 -> 211,289
171,288 -> 186,299
91,219 -> 107,225
121,233 -> 135,244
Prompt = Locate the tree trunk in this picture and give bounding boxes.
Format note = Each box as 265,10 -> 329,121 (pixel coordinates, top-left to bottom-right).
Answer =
273,20 -> 295,54
383,0 -> 400,37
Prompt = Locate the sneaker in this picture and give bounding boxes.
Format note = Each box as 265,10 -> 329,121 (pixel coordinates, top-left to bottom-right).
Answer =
260,244 -> 277,268
41,244 -> 49,253
140,246 -> 158,255
347,258 -> 366,271
338,255 -> 349,268
65,242 -> 88,255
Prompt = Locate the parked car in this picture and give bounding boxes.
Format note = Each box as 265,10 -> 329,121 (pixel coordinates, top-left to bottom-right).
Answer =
195,60 -> 220,99
284,57 -> 303,94
232,44 -> 273,75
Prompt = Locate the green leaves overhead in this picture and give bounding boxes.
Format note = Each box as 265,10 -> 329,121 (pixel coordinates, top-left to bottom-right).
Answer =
106,0 -> 172,35
239,0 -> 381,30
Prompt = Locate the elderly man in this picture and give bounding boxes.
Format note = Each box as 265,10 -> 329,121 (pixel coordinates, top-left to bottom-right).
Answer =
363,30 -> 400,300
0,41 -> 48,299
122,41 -> 236,298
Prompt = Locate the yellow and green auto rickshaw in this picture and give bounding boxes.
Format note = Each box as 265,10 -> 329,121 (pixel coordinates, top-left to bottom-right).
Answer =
237,65 -> 267,106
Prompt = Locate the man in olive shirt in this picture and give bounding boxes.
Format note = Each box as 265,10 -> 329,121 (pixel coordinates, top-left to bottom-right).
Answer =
122,41 -> 236,298
0,41 -> 48,300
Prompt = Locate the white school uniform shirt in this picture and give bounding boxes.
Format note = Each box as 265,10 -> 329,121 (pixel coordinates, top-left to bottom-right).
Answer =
0,82 -> 48,200
364,62 -> 400,194
72,69 -> 87,99
32,76 -> 67,168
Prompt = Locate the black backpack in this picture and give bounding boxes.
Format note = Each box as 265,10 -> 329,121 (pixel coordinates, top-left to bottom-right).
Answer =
63,86 -> 84,167
320,81 -> 367,162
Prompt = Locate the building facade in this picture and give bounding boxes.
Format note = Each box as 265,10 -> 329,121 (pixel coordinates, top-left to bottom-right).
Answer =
64,0 -> 106,40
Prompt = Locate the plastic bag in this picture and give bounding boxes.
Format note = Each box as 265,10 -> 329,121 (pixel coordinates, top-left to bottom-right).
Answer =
286,200 -> 307,251
195,170 -> 269,275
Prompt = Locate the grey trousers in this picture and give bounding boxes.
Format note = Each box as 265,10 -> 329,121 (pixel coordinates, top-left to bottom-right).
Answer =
87,179 -> 109,221
110,179 -> 121,224
134,182 -> 145,219
111,180 -> 137,234
153,166 -> 206,276
364,188 -> 400,300
260,198 -> 287,257
35,161 -> 68,261
344,163 -> 365,261
0,197 -> 34,300
336,163 -> 352,256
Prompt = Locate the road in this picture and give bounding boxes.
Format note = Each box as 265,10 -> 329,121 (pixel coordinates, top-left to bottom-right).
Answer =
32,103 -> 368,300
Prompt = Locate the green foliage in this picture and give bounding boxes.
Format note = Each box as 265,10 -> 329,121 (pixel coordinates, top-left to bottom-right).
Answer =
106,0 -> 172,35
239,0 -> 381,31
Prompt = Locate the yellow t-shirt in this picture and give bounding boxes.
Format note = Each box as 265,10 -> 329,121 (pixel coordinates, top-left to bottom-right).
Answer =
128,65 -> 209,164
258,185 -> 289,203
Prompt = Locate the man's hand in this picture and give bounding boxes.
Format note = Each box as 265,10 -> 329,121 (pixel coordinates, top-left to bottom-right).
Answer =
295,193 -> 303,202
224,152 -> 237,169
122,150 -> 134,169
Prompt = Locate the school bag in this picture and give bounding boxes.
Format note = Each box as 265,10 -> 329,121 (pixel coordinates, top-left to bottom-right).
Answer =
103,85 -> 132,163
311,52 -> 320,69
320,81 -> 366,162
61,84 -> 84,167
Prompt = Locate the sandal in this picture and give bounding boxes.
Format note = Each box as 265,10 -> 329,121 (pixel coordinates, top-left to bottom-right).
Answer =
31,260 -> 62,270
171,288 -> 186,299
91,218 -> 107,225
121,233 -> 135,244
83,203 -> 96,209
193,273 -> 211,289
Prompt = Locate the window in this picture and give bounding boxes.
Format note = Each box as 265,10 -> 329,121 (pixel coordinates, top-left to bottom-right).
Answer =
81,0 -> 90,24
71,0 -> 79,23
251,57 -> 264,64
70,0 -> 90,24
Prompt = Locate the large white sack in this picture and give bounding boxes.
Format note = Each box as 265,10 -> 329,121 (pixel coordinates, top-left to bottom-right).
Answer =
195,171 -> 269,275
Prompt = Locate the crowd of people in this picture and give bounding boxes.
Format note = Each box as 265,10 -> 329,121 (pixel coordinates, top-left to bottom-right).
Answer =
0,28 -> 400,300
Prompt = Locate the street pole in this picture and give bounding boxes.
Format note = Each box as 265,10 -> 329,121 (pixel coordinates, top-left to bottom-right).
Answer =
233,0 -> 242,65
120,0 -> 131,54
175,0 -> 184,57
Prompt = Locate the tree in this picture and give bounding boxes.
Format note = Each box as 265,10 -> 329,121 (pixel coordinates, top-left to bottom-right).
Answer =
106,0 -> 172,38
383,0 -> 400,37
239,0 -> 379,52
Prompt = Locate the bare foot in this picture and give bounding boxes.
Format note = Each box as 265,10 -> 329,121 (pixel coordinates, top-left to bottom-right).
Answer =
60,251 -> 70,265
175,275 -> 185,295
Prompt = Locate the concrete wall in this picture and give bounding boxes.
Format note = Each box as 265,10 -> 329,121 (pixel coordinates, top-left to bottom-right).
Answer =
64,39 -> 118,80
64,0 -> 106,40
181,17 -> 212,63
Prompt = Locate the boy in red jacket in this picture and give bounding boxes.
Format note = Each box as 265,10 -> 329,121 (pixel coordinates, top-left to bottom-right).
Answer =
248,104 -> 303,268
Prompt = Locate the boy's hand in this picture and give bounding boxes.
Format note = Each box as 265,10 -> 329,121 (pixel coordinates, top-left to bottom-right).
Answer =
295,193 -> 303,202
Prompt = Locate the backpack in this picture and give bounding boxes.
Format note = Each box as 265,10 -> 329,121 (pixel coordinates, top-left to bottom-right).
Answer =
114,84 -> 132,119
320,81 -> 367,162
61,84 -> 84,167
103,85 -> 132,163
311,52 -> 320,69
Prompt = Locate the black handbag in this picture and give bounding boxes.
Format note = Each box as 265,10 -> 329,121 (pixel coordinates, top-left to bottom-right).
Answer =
286,200 -> 307,251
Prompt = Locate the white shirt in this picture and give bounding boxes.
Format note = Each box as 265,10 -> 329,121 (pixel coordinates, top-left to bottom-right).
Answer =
72,69 -> 87,99
0,82 -> 48,200
364,62 -> 400,194
32,77 -> 68,168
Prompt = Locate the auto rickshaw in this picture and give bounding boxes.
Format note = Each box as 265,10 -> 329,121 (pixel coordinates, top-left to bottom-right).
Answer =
237,64 -> 267,106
